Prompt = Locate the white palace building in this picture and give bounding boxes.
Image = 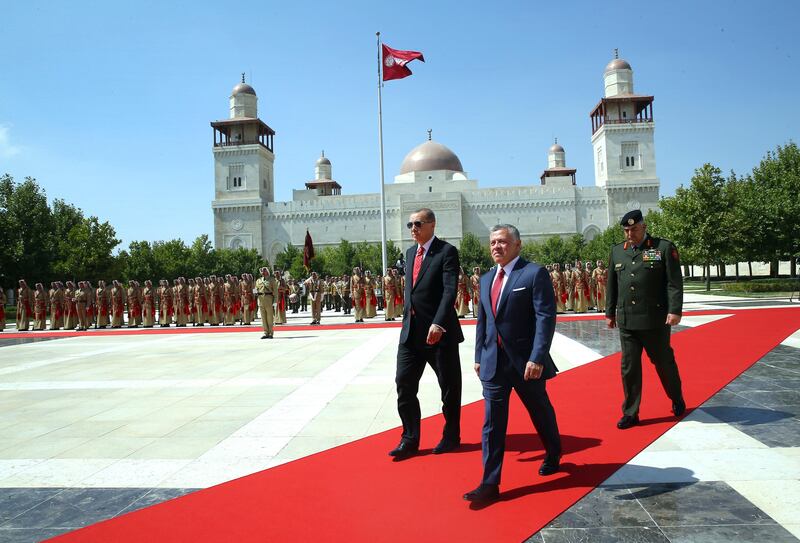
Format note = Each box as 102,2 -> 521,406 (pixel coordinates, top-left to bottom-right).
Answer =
212,54 -> 660,263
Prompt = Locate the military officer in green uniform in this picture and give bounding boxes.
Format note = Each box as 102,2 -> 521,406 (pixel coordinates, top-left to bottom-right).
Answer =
606,209 -> 686,430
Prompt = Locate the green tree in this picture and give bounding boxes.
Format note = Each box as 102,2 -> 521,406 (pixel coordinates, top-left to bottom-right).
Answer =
536,235 -> 573,266
458,232 -> 492,273
188,235 -> 217,277
152,239 -> 192,280
581,224 -> 624,265
54,216 -> 119,282
748,141 -> 800,275
0,175 -> 55,285
122,241 -> 158,281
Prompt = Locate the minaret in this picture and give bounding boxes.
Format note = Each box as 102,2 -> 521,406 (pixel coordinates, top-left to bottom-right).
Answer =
305,151 -> 342,196
590,52 -> 660,221
211,75 -> 277,253
590,51 -> 657,188
540,139 -> 576,186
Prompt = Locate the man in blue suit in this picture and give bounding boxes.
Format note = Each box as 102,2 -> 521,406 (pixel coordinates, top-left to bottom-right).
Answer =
464,224 -> 562,503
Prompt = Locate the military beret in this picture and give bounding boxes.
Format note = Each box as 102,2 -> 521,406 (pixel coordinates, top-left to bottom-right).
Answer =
620,209 -> 644,226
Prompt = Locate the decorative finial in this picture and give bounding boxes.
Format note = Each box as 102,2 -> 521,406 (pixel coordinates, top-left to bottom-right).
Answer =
554,137 -> 558,144
321,150 -> 325,157
241,72 -> 246,84
614,48 -> 619,59
427,129 -> 432,141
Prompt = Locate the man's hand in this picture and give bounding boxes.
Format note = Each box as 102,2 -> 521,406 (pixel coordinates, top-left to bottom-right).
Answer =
666,313 -> 681,326
474,363 -> 480,376
606,317 -> 616,329
524,361 -> 544,381
426,324 -> 444,345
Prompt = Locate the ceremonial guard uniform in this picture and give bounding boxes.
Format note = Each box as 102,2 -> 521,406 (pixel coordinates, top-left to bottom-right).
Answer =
142,280 -> 156,327
74,281 -> 89,330
383,270 -> 396,320
194,277 -> 208,325
342,275 -> 351,315
305,272 -> 323,325
364,271 -> 377,319
606,210 -> 685,429
455,267 -> 470,317
62,281 -> 76,330
175,278 -> 189,326
563,264 -> 574,311
470,267 -> 481,317
157,280 -> 173,327
187,279 -> 196,324
33,283 -> 47,330
110,281 -> 126,328
274,271 -> 287,324
585,262 -> 596,309
50,282 -> 64,330
573,261 -> 589,313
126,282 -> 141,327
592,261 -> 607,312
241,274 -> 254,325
351,268 -> 365,322
95,281 -> 110,328
256,268 -> 278,338
207,276 -> 219,325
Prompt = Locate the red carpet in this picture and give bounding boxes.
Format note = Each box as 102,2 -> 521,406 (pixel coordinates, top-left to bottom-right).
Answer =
46,308 -> 800,543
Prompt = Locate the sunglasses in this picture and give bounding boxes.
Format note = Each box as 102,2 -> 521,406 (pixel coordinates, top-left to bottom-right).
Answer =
406,220 -> 432,229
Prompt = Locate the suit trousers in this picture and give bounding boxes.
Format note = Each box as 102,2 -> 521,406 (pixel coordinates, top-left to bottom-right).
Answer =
619,325 -> 683,416
481,348 -> 561,485
395,323 -> 461,446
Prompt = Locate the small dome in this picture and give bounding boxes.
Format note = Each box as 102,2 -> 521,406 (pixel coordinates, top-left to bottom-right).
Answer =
232,82 -> 257,96
399,140 -> 463,174
316,155 -> 331,166
605,58 -> 632,73
549,143 -> 565,153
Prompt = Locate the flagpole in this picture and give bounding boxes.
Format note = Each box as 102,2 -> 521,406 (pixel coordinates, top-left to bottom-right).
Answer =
376,31 -> 389,277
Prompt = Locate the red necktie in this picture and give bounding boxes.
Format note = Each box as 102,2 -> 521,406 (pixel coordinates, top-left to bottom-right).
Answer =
490,268 -> 505,316
412,246 -> 424,285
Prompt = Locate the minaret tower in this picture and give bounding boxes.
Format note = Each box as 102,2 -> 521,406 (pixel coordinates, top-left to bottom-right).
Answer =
305,151 -> 342,196
590,51 -> 660,220
540,138 -> 576,186
211,74 -> 276,252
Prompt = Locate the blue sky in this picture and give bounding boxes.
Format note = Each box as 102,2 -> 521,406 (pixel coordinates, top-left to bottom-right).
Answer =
2,0 -> 798,250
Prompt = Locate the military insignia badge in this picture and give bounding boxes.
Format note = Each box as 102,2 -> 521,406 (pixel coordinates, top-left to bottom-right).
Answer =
627,218 -> 635,225
642,250 -> 662,262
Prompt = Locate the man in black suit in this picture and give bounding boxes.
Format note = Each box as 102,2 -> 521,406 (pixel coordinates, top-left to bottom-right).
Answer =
464,224 -> 562,503
390,208 -> 464,459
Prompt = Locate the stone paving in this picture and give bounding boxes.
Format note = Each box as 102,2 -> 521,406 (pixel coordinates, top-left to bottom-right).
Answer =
0,294 -> 798,542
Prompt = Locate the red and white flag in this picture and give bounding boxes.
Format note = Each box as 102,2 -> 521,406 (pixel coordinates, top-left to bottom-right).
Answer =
382,43 -> 425,81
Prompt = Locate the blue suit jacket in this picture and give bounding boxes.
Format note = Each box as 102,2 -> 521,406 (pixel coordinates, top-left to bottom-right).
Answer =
474,258 -> 558,381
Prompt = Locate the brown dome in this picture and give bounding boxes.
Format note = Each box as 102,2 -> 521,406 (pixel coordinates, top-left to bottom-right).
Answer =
605,58 -> 632,73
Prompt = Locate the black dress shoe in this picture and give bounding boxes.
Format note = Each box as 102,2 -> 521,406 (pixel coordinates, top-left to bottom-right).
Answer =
388,441 -> 418,459
617,414 -> 639,429
432,439 -> 460,454
672,398 -> 686,417
261,335 -> 268,339
463,484 -> 499,503
538,454 -> 561,476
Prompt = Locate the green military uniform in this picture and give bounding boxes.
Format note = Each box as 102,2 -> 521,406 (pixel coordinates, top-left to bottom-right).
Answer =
256,272 -> 278,338
606,224 -> 684,419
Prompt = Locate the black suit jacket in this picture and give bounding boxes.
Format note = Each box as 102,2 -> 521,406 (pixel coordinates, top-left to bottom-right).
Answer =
399,237 -> 464,346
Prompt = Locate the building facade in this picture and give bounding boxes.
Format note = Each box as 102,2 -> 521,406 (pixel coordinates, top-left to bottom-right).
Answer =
212,56 -> 660,264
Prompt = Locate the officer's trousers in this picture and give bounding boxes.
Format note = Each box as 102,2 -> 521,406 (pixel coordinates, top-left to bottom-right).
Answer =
619,325 -> 683,416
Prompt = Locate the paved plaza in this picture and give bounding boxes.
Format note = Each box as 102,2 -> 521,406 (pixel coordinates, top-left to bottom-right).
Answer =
1,294 -> 799,542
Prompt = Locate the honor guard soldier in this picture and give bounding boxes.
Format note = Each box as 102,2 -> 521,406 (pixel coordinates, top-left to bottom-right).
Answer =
142,280 -> 156,327
33,283 -> 47,330
470,267 -> 481,317
455,267 -> 470,317
342,274 -> 351,315
110,280 -> 126,328
187,278 -> 196,325
74,281 -> 88,330
194,277 -> 208,325
95,281 -> 110,328
49,282 -> 64,330
256,267 -> 278,338
606,209 -> 686,429
126,281 -> 141,328
383,268 -> 396,320
305,272 -> 323,325
573,261 -> 589,313
274,270 -> 287,324
592,260 -> 607,312
351,267 -> 365,323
